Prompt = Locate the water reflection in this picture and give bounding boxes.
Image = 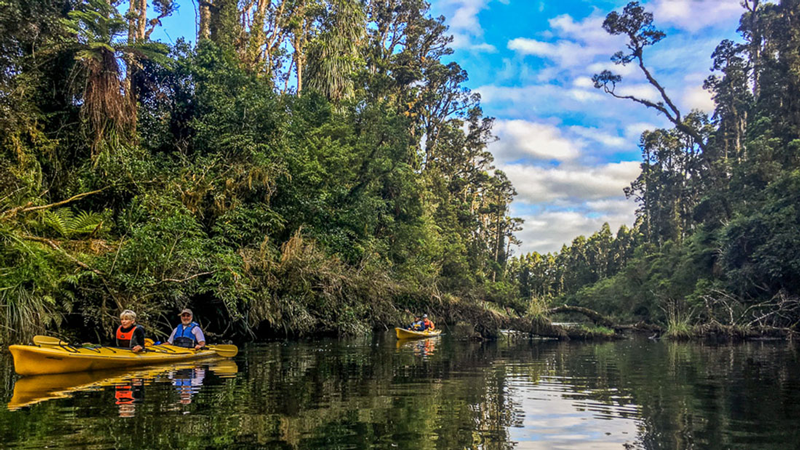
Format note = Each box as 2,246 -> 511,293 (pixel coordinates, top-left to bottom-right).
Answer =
171,367 -> 205,405
7,358 -> 239,414
114,379 -> 143,418
0,336 -> 798,449
396,336 -> 438,357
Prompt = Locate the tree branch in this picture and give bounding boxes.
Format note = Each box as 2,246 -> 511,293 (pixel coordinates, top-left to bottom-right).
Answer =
153,271 -> 217,285
1,188 -> 106,220
20,234 -> 104,276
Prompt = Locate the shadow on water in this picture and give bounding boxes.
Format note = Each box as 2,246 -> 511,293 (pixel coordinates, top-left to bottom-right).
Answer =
0,335 -> 799,449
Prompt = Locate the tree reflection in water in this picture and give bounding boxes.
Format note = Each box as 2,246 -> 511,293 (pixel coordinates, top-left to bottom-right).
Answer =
0,336 -> 798,449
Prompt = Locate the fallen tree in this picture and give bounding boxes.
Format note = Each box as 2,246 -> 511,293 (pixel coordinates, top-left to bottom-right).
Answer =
547,305 -> 616,328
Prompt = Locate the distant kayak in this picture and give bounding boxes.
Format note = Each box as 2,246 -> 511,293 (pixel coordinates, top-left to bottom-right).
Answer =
10,338 -> 236,376
395,327 -> 442,339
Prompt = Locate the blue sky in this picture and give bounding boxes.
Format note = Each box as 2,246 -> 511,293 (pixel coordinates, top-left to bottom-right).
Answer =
147,0 -> 747,254
430,0 -> 746,254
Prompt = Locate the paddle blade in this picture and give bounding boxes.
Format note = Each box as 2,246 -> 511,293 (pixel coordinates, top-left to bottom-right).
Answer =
207,344 -> 238,358
33,335 -> 67,346
144,338 -> 155,347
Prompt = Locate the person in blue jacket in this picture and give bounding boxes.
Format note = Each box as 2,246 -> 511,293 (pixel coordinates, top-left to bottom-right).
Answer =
408,316 -> 424,331
167,309 -> 206,350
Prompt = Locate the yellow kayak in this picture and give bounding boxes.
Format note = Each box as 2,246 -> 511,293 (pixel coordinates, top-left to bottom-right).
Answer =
10,343 -> 223,376
395,327 -> 442,339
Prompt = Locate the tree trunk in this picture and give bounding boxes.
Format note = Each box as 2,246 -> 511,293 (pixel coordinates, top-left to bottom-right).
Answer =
137,0 -> 147,41
199,0 -> 212,40
128,0 -> 137,43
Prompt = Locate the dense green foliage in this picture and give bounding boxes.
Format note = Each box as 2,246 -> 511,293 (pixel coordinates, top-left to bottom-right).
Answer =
0,0 -> 521,343
3,0 -> 798,343
509,0 -> 800,335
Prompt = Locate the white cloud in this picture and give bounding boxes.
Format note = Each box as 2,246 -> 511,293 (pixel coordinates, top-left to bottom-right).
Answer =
587,61 -> 638,78
624,122 -> 658,141
436,0 -> 496,51
649,36 -> 722,73
568,89 -> 604,102
514,206 -> 637,254
475,84 -> 607,118
585,199 -> 638,217
508,38 -> 609,68
616,83 -> 661,102
470,42 -> 498,53
652,0 -> 744,33
491,120 -> 582,163
547,14 -> 614,45
682,85 -> 715,113
569,126 -> 628,148
448,0 -> 486,30
507,38 -> 555,56
507,13 -> 627,70
476,85 -> 550,104
501,161 -> 641,204
572,77 -> 595,89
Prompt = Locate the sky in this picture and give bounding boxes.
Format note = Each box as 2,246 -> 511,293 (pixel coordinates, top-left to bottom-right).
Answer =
430,0 -> 747,255
147,0 -> 747,255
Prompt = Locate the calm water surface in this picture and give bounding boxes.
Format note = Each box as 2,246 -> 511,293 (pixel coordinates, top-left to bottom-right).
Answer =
1,334 -> 798,449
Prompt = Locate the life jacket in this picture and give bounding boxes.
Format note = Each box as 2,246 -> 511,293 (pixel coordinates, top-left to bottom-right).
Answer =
116,325 -> 141,348
173,322 -> 198,348
422,319 -> 434,330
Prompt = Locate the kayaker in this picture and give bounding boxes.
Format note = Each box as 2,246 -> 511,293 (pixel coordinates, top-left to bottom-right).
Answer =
116,310 -> 145,353
422,314 -> 435,331
408,316 -> 423,331
167,309 -> 206,350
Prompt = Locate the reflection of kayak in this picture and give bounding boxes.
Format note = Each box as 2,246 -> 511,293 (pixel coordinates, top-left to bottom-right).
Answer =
395,327 -> 442,339
8,359 -> 238,410
9,368 -> 134,410
10,343 -> 222,376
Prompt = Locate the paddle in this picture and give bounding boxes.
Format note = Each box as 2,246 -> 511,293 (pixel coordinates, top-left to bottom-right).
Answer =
206,344 -> 238,358
33,335 -> 69,346
144,338 -> 238,357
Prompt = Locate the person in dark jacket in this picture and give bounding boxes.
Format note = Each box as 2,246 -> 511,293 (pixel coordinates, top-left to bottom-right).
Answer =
116,309 -> 145,353
167,309 -> 206,350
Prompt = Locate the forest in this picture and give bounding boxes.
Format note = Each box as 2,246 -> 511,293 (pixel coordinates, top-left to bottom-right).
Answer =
0,0 -> 798,344
509,0 -> 800,338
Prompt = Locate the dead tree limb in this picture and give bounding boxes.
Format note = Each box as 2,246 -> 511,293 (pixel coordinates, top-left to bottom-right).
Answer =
548,305 -> 616,328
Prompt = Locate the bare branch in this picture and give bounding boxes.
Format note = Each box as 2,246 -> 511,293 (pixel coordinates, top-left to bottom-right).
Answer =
153,271 -> 217,285
20,235 -> 104,276
0,188 -> 106,220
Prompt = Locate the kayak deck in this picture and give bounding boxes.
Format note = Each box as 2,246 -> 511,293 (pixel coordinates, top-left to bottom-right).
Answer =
10,343 -> 220,376
395,327 -> 441,339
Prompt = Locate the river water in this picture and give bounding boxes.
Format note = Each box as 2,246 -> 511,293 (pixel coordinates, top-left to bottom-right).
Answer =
1,333 -> 798,449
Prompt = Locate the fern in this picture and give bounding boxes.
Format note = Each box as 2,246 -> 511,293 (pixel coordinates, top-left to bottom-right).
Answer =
42,208 -> 73,238
70,210 -> 104,236
39,208 -> 104,238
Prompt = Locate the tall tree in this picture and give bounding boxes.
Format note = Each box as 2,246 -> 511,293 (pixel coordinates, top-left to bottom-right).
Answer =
591,2 -> 708,154
63,0 -> 169,153
305,0 -> 365,101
